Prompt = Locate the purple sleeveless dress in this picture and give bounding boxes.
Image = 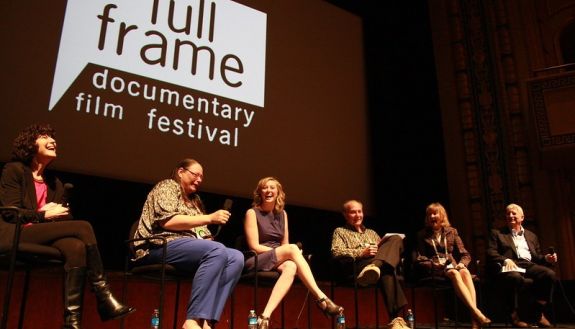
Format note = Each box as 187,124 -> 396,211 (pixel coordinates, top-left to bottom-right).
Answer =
244,207 -> 285,271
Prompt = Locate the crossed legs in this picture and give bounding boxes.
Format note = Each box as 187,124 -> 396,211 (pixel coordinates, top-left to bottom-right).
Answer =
261,243 -> 336,318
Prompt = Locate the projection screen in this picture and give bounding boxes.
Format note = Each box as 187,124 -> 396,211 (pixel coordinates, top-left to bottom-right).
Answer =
0,0 -> 372,213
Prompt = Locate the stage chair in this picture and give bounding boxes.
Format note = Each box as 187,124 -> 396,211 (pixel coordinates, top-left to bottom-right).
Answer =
0,206 -> 64,329
406,270 -> 456,329
121,220 -> 194,329
329,256 -> 381,329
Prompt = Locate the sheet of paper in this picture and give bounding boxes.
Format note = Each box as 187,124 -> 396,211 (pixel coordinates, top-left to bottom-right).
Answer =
501,267 -> 526,273
378,233 -> 406,246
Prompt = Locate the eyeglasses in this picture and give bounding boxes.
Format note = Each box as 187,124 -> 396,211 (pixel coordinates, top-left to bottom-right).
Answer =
182,168 -> 203,180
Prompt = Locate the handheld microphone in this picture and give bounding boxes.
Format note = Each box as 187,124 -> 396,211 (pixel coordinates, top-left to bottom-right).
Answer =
213,198 -> 233,238
62,183 -> 74,207
223,198 -> 233,212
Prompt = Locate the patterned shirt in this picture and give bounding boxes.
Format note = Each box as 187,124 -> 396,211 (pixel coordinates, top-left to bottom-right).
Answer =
133,179 -> 210,260
331,224 -> 381,259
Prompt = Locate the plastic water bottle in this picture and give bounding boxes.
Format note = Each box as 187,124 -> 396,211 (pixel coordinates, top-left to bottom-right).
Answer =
151,309 -> 160,329
406,308 -> 415,329
248,309 -> 258,329
336,310 -> 346,329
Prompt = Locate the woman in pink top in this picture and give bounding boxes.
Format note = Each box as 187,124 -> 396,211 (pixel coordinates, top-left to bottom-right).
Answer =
0,123 -> 134,329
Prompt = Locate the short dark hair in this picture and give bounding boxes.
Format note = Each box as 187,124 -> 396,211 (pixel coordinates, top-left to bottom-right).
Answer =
11,123 -> 56,164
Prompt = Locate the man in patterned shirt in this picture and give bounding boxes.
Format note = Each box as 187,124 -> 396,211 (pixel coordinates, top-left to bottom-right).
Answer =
331,200 -> 407,319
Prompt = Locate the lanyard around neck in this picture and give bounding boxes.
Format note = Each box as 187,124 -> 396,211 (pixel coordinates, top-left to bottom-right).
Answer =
431,233 -> 448,258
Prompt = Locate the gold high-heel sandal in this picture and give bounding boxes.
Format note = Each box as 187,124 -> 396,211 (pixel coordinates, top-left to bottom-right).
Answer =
257,315 -> 270,329
316,297 -> 343,317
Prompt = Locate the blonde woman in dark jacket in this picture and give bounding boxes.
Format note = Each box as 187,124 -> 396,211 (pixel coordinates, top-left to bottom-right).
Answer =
415,202 -> 490,329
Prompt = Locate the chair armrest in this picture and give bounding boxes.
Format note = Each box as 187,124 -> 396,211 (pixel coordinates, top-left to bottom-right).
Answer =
124,235 -> 169,265
126,235 -> 169,246
0,206 -> 24,224
242,249 -> 257,258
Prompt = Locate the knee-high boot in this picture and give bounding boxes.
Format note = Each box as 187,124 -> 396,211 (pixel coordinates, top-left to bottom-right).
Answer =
86,245 -> 135,321
63,267 -> 86,329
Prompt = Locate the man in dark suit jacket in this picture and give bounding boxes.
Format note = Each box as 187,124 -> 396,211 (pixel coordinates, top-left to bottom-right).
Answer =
487,203 -> 557,328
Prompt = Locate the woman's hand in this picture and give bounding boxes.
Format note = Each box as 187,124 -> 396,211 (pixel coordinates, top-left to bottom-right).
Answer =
210,209 -> 230,225
40,202 -> 69,220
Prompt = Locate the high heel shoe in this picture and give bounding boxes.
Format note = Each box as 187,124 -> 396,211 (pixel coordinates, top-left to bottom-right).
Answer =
473,313 -> 491,326
510,311 -> 528,328
316,297 -> 344,317
257,315 -> 270,329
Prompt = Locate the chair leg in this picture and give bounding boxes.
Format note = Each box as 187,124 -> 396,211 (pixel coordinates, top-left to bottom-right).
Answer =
0,263 -> 13,329
230,292 -> 235,329
158,269 -> 166,329
173,280 -> 181,329
410,287 -> 416,329
374,286 -> 379,329
329,281 -> 335,329
550,282 -> 556,327
17,269 -> 32,329
433,285 -> 439,329
120,272 -> 129,329
120,249 -> 133,329
2,220 -> 23,329
354,283 -> 359,329
254,277 -> 259,315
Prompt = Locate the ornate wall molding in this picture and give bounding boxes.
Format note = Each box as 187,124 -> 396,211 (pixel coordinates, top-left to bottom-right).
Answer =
528,73 -> 575,147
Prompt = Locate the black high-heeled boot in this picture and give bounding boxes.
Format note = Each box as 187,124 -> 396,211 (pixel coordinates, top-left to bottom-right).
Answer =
86,245 -> 135,321
62,267 -> 86,329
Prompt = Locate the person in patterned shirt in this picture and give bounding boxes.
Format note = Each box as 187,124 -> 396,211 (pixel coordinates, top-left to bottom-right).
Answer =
133,158 -> 243,329
331,200 -> 407,319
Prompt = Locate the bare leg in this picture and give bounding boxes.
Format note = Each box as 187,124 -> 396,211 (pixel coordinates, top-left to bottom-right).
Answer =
182,318 -> 203,329
261,261 -> 296,317
459,269 -> 477,306
274,244 -> 325,300
272,244 -> 342,315
458,269 -> 480,328
445,269 -> 487,321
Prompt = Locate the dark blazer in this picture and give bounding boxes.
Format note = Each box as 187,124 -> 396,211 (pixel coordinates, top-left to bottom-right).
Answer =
0,161 -> 66,251
415,226 -> 471,273
486,226 -> 546,271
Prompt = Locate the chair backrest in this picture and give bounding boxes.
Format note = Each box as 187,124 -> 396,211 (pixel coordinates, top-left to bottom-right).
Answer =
234,235 -> 249,252
124,220 -> 184,277
127,221 -> 139,257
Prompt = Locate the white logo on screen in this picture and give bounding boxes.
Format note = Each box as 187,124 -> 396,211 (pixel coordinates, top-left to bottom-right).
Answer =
49,0 -> 267,111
